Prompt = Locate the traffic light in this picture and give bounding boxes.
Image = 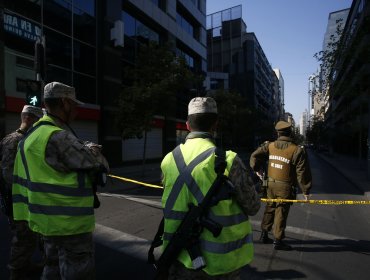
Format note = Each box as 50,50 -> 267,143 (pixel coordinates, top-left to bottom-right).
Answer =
26,80 -> 42,107
34,38 -> 46,81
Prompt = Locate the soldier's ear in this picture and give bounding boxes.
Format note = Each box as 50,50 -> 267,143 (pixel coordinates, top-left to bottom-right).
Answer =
186,121 -> 191,131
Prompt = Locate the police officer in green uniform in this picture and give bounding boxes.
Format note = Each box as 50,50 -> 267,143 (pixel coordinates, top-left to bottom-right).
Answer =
162,97 -> 260,279
250,121 -> 312,250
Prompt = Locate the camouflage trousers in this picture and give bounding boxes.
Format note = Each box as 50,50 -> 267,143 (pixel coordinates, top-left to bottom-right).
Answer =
8,220 -> 42,280
42,232 -> 95,280
168,261 -> 241,280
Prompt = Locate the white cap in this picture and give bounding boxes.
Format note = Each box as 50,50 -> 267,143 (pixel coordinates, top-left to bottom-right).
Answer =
22,105 -> 43,118
188,97 -> 218,115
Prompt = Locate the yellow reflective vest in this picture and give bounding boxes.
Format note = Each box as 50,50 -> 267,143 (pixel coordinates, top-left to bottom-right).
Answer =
161,138 -> 253,275
12,115 -> 95,236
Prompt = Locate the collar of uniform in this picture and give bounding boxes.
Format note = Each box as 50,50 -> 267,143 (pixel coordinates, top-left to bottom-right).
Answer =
16,128 -> 26,135
277,136 -> 293,142
185,131 -> 214,142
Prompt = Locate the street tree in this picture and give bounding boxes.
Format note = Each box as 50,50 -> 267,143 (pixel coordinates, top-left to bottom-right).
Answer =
116,42 -> 202,140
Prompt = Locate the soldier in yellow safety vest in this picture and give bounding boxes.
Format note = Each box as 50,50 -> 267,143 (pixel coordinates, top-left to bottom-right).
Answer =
250,121 -> 312,250
12,82 -> 109,279
161,97 -> 261,279
1,105 -> 43,280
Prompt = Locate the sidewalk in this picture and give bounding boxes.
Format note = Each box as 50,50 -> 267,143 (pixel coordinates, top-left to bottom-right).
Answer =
313,150 -> 370,198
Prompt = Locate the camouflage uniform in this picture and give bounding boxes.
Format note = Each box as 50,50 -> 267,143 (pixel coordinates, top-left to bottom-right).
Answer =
0,129 -> 41,279
40,120 -> 109,280
250,136 -> 312,241
166,144 -> 260,280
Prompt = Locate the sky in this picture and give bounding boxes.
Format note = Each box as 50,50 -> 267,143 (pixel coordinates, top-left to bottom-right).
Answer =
206,0 -> 353,123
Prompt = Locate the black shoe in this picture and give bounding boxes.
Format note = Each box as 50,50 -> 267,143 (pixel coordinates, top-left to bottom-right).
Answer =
259,231 -> 273,244
273,239 -> 292,250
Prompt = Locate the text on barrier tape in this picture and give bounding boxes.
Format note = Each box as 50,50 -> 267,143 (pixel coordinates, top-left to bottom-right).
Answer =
261,198 -> 370,205
108,174 -> 370,205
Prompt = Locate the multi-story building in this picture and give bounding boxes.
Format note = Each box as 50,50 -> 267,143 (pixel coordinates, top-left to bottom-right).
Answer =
206,5 -> 278,148
318,8 -> 350,118
324,0 -> 369,163
273,68 -> 285,120
0,0 -> 207,165
299,111 -> 308,137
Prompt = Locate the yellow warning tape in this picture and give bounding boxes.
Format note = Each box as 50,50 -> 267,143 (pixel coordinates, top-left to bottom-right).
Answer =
108,174 -> 163,189
261,198 -> 370,205
108,174 -> 370,205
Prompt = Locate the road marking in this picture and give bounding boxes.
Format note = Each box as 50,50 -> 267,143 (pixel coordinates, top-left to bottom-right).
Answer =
98,192 -> 162,208
94,223 -> 150,261
98,192 -> 357,242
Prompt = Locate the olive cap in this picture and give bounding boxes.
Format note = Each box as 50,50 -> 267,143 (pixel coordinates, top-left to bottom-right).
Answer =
275,121 -> 291,131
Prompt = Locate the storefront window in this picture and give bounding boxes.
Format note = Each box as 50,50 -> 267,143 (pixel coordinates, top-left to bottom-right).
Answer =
73,73 -> 96,103
73,40 -> 96,76
46,65 -> 72,85
44,28 -> 72,69
4,0 -> 41,22
3,12 -> 39,55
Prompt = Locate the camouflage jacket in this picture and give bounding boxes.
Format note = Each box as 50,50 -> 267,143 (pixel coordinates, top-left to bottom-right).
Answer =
229,155 -> 261,216
0,129 -> 26,188
45,121 -> 109,174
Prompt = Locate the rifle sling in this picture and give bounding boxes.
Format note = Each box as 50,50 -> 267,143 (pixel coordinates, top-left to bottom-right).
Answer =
147,146 -> 226,265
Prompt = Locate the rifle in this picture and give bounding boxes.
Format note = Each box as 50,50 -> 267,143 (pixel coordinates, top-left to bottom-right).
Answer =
148,148 -> 235,279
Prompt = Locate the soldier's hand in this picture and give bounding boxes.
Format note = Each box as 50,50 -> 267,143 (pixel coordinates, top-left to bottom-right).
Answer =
256,171 -> 264,181
303,194 -> 311,201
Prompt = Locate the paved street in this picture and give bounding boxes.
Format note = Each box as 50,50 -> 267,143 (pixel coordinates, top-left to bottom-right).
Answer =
1,149 -> 370,279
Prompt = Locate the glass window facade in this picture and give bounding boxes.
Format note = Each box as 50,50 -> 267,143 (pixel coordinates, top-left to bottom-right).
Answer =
176,48 -> 194,68
122,11 -> 160,65
3,0 -> 97,104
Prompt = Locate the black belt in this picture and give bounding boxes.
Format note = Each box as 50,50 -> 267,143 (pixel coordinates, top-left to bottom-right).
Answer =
267,178 -> 290,184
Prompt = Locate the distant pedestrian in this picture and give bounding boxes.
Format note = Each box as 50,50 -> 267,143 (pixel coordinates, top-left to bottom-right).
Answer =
0,105 -> 44,279
160,97 -> 260,279
250,120 -> 312,250
12,82 -> 109,279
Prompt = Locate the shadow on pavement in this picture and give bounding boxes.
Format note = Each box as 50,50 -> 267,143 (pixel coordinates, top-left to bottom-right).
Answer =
242,265 -> 306,280
292,239 -> 370,255
95,242 -> 155,280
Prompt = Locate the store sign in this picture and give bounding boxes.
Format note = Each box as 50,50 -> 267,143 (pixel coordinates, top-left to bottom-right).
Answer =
3,13 -> 41,41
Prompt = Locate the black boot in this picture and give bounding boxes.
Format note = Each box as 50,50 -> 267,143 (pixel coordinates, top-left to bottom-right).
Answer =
259,231 -> 273,244
273,239 -> 292,250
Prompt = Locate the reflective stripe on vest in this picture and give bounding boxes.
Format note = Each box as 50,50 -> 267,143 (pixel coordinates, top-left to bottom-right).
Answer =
267,142 -> 297,182
161,139 -> 253,275
12,115 -> 95,236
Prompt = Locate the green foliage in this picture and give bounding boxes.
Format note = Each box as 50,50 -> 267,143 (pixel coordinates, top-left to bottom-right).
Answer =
314,18 -> 345,92
306,117 -> 327,147
209,89 -> 256,148
115,42 -> 202,139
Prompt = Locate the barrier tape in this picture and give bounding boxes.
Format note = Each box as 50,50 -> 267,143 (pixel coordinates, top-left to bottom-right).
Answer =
108,174 -> 370,205
261,198 -> 370,205
108,174 -> 163,189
